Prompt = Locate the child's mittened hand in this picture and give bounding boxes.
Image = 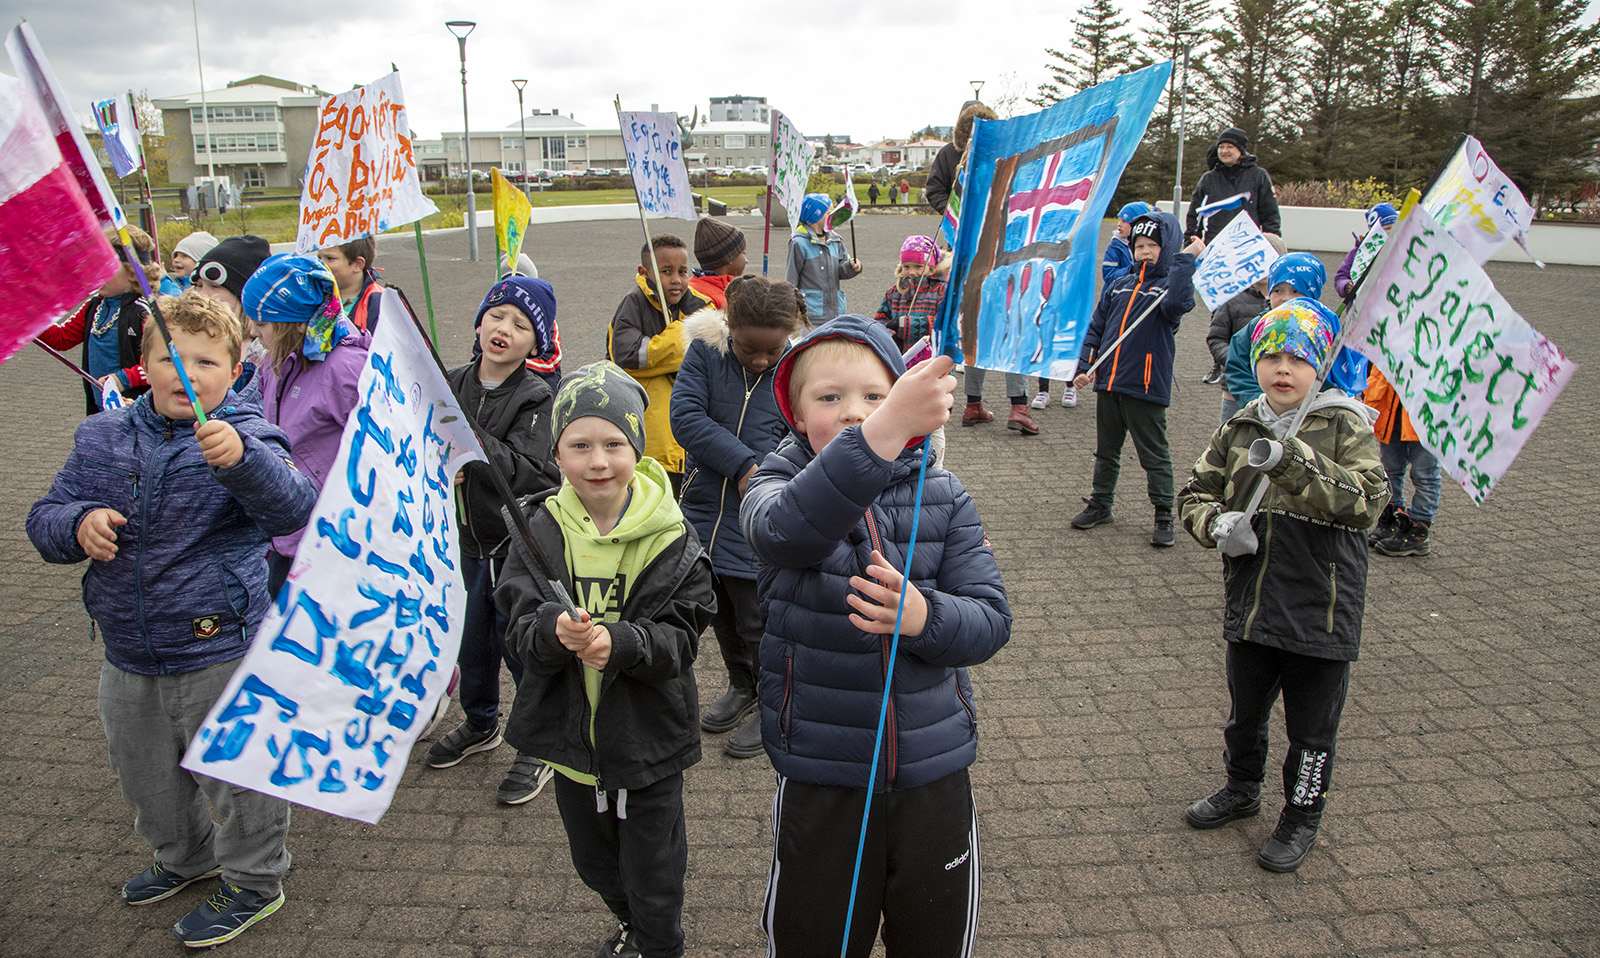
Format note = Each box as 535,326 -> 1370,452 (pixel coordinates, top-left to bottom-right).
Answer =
1210,510 -> 1246,543
77,508 -> 127,562
196,420 -> 244,469
555,609 -> 597,652
847,549 -> 928,638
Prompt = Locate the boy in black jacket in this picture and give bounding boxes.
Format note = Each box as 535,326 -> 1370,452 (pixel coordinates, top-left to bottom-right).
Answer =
497,362 -> 715,958
426,278 -> 562,806
1071,211 -> 1203,546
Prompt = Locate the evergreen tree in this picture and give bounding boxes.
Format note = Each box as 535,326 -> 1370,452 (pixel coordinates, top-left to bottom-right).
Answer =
1377,0 -> 1447,187
1198,0 -> 1309,145
1436,0 -> 1511,136
1030,0 -> 1138,106
1301,0 -> 1382,177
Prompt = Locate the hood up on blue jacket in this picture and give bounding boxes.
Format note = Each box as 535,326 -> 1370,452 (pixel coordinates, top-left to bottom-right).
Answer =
771,313 -> 907,439
1125,210 -> 1184,281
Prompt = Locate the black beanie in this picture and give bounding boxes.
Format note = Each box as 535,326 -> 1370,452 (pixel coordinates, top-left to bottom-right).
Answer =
1129,215 -> 1162,246
1217,127 -> 1249,151
194,235 -> 272,303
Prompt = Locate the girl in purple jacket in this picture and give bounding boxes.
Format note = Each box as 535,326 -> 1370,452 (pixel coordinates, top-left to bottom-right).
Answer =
242,253 -> 372,596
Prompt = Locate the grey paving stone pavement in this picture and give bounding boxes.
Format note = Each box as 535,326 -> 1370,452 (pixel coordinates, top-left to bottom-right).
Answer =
0,212 -> 1594,957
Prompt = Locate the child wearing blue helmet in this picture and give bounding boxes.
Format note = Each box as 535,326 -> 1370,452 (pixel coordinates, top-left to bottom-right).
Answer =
786,192 -> 861,323
1221,253 -> 1327,421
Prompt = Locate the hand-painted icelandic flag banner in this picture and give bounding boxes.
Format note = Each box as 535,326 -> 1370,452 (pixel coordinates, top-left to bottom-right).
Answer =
7,23 -> 127,231
1194,214 -> 1278,311
618,111 -> 696,221
0,74 -> 120,367
1422,135 -> 1538,265
92,97 -> 140,178
937,62 -> 1171,375
1345,207 -> 1575,503
182,290 -> 485,822
295,72 -> 437,254
768,110 -> 814,226
492,168 -> 531,269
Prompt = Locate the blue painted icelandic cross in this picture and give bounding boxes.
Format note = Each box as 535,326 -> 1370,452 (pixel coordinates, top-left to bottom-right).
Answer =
938,62 -> 1171,379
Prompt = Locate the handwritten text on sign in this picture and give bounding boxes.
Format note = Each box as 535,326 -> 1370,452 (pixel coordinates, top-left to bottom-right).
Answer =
1345,208 -> 1576,503
768,110 -> 814,226
182,291 -> 483,822
619,111 -> 695,221
295,72 -> 437,254
1422,134 -> 1537,264
1194,214 -> 1279,311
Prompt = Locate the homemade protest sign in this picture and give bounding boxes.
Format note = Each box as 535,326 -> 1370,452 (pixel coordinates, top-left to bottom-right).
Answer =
1346,222 -> 1387,292
618,111 -> 695,221
182,290 -> 484,822
1422,135 -> 1538,265
938,61 -> 1171,374
92,97 -> 141,178
1345,207 -> 1576,503
767,109 -> 814,227
295,72 -> 437,254
1194,213 -> 1278,311
491,167 -> 531,274
0,73 -> 119,367
827,170 -> 860,230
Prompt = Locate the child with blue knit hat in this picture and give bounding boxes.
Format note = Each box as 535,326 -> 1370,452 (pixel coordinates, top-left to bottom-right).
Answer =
786,192 -> 861,323
471,275 -> 563,391
242,253 -> 372,596
1177,298 -> 1388,874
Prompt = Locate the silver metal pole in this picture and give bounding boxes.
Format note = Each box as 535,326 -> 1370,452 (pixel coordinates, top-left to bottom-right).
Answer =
513,79 -> 530,200
447,22 -> 479,261
1171,33 -> 1199,218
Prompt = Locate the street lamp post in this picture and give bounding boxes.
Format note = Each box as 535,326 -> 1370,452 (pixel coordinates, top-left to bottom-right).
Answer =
447,20 -> 478,262
969,79 -> 985,102
512,78 -> 530,200
1171,30 -> 1203,218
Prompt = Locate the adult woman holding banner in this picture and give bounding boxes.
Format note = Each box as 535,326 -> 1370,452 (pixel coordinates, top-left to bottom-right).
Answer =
1185,128 -> 1281,244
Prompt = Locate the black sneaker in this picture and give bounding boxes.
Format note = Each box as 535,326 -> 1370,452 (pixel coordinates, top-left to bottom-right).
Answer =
1151,510 -> 1176,547
1258,812 -> 1320,872
725,713 -> 765,760
497,752 -> 555,805
1374,516 -> 1431,556
171,881 -> 284,948
1070,498 -> 1114,530
1201,363 -> 1223,385
123,863 -> 223,906
1184,785 -> 1261,829
1368,502 -> 1399,545
596,921 -> 642,958
424,720 -> 502,768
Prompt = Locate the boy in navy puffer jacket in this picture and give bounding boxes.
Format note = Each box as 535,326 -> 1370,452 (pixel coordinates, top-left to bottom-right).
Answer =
28,292 -> 316,947
1070,210 -> 1203,547
741,315 -> 1011,957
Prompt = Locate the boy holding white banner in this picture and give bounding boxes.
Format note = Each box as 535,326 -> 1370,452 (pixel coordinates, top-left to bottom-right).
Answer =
1177,300 -> 1388,873
28,293 -> 318,945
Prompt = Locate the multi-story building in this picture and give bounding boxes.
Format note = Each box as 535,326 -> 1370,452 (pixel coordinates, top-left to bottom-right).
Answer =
153,75 -> 329,188
709,95 -> 769,124
683,121 -> 771,170
438,110 -> 626,176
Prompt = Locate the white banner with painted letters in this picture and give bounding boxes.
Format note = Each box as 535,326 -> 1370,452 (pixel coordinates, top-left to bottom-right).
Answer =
183,291 -> 483,822
1194,213 -> 1279,311
619,111 -> 696,221
768,109 -> 814,226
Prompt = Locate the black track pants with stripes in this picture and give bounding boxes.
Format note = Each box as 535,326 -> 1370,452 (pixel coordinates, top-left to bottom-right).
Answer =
762,767 -> 979,958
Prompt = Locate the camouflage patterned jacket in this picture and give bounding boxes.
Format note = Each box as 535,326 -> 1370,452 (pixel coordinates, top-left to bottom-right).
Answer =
1177,394 -> 1389,661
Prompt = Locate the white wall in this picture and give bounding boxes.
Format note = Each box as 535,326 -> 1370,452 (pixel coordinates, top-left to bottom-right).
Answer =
1172,202 -> 1600,266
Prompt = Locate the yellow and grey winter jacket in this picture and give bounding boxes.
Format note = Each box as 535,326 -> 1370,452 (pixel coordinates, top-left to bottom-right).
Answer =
1178,394 -> 1388,661
606,276 -> 713,473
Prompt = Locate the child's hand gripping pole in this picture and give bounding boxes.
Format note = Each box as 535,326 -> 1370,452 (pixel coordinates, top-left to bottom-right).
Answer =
1072,288 -> 1169,388
1218,317 -> 1355,558
112,224 -> 207,423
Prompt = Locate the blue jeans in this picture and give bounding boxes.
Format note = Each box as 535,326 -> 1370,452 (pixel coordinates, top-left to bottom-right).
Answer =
459,553 -> 522,731
1378,440 -> 1441,525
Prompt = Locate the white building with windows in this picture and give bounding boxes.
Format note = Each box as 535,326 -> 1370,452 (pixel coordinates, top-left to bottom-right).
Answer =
682,121 -> 771,170
153,76 -> 329,188
709,95 -> 769,123
438,111 -> 626,176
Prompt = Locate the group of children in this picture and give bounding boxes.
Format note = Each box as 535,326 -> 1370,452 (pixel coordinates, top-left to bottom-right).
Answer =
27,155 -> 1444,952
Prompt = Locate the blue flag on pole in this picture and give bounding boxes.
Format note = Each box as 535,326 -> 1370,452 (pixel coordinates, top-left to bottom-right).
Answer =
936,62 -> 1171,376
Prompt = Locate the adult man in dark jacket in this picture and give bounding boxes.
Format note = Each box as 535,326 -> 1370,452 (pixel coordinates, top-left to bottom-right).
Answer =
1186,127 -> 1281,243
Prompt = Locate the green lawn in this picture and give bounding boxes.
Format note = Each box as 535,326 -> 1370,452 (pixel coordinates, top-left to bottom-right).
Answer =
151,187 -> 769,248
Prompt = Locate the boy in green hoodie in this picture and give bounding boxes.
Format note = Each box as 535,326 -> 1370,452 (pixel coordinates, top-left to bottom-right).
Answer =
496,361 -> 716,958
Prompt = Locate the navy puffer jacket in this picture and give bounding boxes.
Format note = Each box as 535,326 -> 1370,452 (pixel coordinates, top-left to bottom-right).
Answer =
670,309 -> 791,580
1077,211 -> 1196,407
741,314 -> 1011,791
28,390 -> 317,676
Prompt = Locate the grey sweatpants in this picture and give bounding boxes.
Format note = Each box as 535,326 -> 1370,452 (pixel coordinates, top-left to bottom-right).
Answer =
98,659 -> 291,897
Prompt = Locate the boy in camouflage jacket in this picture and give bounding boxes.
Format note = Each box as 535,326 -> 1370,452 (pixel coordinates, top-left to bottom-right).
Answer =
1176,299 -> 1388,874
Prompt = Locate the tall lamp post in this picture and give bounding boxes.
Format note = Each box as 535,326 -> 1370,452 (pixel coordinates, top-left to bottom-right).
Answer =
1170,30 -> 1203,218
969,79 -> 985,102
447,20 -> 479,262
512,79 -> 530,199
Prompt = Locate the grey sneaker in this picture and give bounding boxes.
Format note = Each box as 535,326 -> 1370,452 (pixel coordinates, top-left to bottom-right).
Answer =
1070,498 -> 1114,530
497,752 -> 555,805
424,720 -> 502,769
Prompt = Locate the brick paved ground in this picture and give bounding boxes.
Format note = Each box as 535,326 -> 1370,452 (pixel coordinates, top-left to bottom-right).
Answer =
0,213 -> 1593,957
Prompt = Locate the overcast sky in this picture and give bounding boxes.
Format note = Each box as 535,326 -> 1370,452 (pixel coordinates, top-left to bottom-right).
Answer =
4,0 -> 1171,145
